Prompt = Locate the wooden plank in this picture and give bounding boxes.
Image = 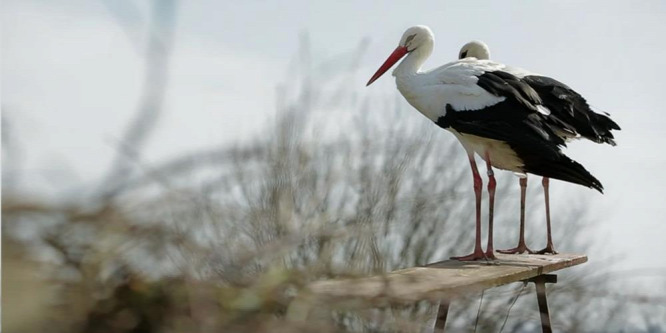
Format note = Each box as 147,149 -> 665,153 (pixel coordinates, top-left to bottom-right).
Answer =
302,253 -> 586,309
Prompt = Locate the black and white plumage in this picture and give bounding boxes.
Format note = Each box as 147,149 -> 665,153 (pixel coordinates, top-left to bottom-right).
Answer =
435,73 -> 603,191
458,40 -> 620,254
366,26 -> 614,261
459,40 -> 620,147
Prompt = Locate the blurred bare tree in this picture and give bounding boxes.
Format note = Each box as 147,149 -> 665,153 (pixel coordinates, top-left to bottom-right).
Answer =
3,2 -> 665,333
98,0 -> 178,199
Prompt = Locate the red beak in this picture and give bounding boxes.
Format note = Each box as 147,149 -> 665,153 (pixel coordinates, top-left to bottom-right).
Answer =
366,46 -> 409,86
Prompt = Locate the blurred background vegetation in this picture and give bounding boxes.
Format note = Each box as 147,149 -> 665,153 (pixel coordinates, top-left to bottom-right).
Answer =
3,1 -> 665,332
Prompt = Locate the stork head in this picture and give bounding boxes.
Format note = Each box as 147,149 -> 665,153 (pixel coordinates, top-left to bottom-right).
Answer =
459,40 -> 490,60
399,25 -> 434,52
366,25 -> 434,86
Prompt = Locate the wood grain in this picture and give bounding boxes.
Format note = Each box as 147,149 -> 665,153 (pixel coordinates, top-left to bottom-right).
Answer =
300,253 -> 586,310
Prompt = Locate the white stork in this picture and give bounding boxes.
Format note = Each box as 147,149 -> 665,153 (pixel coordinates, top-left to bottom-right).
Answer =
458,41 -> 620,254
366,25 -> 604,261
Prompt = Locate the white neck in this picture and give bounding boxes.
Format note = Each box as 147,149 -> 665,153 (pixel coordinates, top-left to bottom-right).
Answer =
392,40 -> 433,77
392,38 -> 437,121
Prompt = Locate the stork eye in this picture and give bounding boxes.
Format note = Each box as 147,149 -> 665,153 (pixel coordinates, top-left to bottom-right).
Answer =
460,51 -> 468,58
405,34 -> 416,44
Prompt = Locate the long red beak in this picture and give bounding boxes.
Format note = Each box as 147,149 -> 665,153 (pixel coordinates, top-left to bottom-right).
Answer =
366,46 -> 408,86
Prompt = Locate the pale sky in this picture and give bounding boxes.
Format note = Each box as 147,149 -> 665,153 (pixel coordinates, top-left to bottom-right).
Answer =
3,0 -> 666,284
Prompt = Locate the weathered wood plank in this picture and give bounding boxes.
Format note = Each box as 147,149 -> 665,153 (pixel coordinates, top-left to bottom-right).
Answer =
303,253 -> 586,308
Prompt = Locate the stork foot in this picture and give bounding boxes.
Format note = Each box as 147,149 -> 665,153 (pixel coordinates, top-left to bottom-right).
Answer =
536,244 -> 558,255
497,244 -> 534,254
451,248 -> 488,261
484,249 -> 497,260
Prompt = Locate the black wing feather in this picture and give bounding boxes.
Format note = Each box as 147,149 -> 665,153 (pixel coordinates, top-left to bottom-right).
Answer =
522,75 -> 621,146
437,72 -> 604,192
476,71 -> 542,112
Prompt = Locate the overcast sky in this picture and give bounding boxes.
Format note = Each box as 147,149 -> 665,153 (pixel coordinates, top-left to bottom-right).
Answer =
3,0 -> 666,283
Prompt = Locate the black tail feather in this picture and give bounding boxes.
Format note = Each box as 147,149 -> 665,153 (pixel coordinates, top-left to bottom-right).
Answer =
523,154 -> 604,193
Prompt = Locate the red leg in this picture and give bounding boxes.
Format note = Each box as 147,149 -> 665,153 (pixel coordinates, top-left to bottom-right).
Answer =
484,152 -> 497,260
498,177 -> 534,254
451,153 -> 486,261
537,177 -> 558,254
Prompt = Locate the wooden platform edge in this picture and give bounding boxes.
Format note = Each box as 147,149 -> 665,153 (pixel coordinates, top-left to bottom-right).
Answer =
286,253 -> 587,321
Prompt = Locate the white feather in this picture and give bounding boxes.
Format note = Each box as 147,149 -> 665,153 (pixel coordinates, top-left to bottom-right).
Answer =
395,59 -> 510,121
536,105 -> 551,116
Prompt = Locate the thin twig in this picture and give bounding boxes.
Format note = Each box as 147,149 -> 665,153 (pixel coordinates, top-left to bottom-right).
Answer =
474,290 -> 485,333
500,283 -> 527,333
